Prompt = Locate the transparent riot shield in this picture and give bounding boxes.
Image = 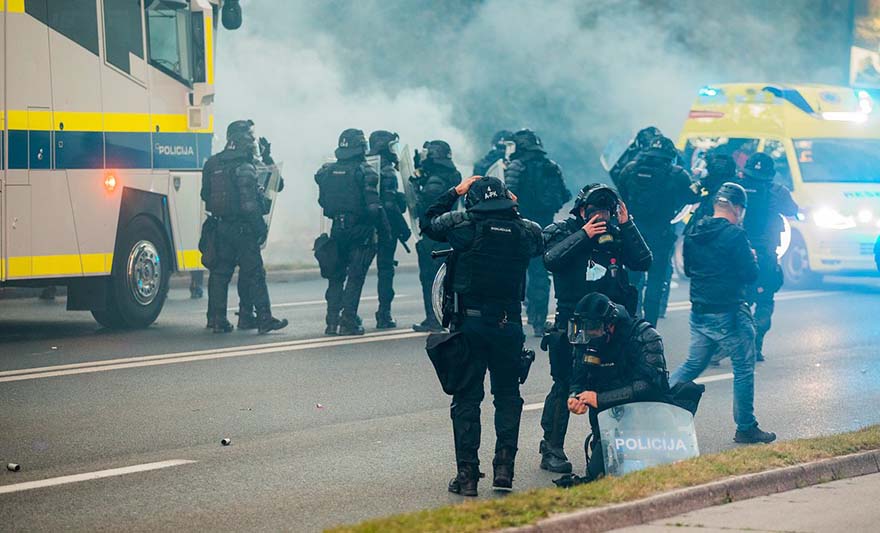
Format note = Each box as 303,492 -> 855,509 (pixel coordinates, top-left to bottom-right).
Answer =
366,154 -> 382,178
258,162 -> 284,249
431,262 -> 446,324
600,132 -> 635,172
484,158 -> 505,182
397,143 -> 420,231
597,402 -> 699,477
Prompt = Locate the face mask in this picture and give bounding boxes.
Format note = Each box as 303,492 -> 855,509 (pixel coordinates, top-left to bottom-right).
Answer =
585,260 -> 607,281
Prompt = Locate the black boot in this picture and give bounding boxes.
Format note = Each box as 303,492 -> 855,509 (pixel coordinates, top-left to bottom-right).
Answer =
213,318 -> 234,334
338,316 -> 365,336
492,449 -> 516,492
448,464 -> 481,497
375,311 -> 397,329
412,317 -> 443,332
734,425 -> 776,444
539,440 -> 573,473
258,316 -> 289,334
237,311 -> 258,331
324,323 -> 338,336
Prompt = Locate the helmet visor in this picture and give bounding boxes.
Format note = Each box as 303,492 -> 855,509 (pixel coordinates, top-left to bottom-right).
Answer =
567,317 -> 606,345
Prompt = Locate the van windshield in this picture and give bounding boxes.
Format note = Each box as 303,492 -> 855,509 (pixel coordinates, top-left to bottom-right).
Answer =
794,139 -> 880,183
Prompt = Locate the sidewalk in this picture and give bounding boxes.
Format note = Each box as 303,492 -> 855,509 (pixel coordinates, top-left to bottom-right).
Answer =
613,472 -> 880,532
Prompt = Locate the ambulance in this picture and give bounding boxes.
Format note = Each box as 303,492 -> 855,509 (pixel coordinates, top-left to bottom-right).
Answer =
1,0 -> 239,327
678,83 -> 880,288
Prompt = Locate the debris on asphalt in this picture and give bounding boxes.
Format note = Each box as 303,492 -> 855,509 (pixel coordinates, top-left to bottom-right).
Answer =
51,346 -> 58,350
7,463 -> 21,472
316,403 -> 325,409
221,438 -> 232,446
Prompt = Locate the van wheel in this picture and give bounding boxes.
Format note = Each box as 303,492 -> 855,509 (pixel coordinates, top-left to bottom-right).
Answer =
91,217 -> 170,329
781,232 -> 821,289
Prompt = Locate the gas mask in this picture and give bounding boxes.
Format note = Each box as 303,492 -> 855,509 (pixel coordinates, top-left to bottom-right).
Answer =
583,207 -> 620,246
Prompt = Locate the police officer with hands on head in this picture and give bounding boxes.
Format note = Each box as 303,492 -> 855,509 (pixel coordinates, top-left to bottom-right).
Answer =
473,130 -> 512,176
505,129 -> 572,338
538,184 -> 652,473
368,130 -> 411,330
616,135 -> 699,326
564,291 -> 671,483
739,153 -> 798,362
315,128 -> 384,336
411,140 -> 463,332
200,119 -> 288,334
422,175 -> 544,497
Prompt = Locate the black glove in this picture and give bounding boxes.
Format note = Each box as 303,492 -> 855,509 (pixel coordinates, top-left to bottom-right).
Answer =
259,137 -> 274,165
254,218 -> 269,246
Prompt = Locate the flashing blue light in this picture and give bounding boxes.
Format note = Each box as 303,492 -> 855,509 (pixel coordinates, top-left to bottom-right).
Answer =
699,86 -> 719,97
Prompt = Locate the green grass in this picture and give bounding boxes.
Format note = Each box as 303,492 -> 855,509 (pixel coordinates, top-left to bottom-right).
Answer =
328,425 -> 880,533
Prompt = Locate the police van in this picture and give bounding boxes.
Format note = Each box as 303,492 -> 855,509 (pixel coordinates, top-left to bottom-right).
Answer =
0,0 -> 239,327
678,83 -> 880,288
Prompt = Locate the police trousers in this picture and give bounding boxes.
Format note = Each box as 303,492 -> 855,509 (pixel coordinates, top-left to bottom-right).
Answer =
207,220 -> 271,321
451,314 -> 525,467
629,229 -> 675,325
540,315 -> 573,455
325,224 -> 376,326
376,236 -> 398,315
748,250 -> 783,357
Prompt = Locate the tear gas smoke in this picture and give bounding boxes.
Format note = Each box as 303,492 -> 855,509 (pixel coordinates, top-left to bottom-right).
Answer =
214,0 -> 850,264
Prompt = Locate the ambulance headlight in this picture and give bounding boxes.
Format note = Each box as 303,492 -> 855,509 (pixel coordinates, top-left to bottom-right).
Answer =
857,209 -> 873,224
813,207 -> 856,230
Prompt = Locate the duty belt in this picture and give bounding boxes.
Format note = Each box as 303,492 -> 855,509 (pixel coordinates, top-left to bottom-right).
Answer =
333,213 -> 363,229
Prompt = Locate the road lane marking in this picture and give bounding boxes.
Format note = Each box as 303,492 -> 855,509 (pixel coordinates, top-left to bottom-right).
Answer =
521,372 -> 735,412
0,460 -> 196,495
662,290 -> 836,313
0,331 -> 428,383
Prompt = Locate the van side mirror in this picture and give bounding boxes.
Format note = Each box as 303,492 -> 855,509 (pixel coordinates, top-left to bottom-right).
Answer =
222,0 -> 242,30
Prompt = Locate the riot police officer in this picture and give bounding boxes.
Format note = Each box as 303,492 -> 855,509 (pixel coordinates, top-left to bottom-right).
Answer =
505,129 -> 572,337
201,120 -> 288,334
608,126 -> 662,185
422,175 -> 544,496
411,140 -> 462,332
565,292 -> 671,482
687,152 -> 737,233
472,130 -> 512,176
616,135 -> 699,326
740,153 -> 798,362
539,184 -> 652,473
368,130 -> 411,329
315,128 -> 384,336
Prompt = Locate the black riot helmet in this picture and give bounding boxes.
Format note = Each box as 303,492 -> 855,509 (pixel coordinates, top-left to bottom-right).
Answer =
572,183 -> 619,217
568,292 -> 619,346
421,140 -> 456,169
715,182 -> 748,209
335,128 -> 367,160
635,126 -> 662,149
643,135 -> 677,160
464,176 -> 518,212
512,128 -> 546,154
705,152 -> 737,180
491,129 -> 513,147
367,130 -> 399,157
225,119 -> 256,153
742,152 -> 775,181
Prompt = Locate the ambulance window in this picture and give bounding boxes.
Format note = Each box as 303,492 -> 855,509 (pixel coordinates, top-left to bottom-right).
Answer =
146,1 -> 193,84
27,0 -> 100,56
103,0 -> 145,75
763,140 -> 794,191
682,137 -> 759,173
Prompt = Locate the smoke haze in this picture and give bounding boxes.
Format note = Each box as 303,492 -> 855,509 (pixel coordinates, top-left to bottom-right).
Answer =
214,0 -> 851,264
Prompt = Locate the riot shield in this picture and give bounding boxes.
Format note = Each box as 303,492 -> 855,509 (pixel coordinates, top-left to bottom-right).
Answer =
600,132 -> 635,172
366,154 -> 381,177
431,262 -> 446,324
258,162 -> 284,249
597,401 -> 699,477
484,158 -> 505,181
397,143 -> 420,231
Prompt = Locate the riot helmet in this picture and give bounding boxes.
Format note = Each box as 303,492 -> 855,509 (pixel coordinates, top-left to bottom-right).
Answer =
511,128 -> 545,154
420,140 -> 455,169
491,129 -> 513,147
715,181 -> 748,209
742,152 -> 775,181
335,128 -> 367,160
226,119 -> 257,156
464,176 -> 518,213
568,292 -> 619,351
635,126 -> 662,149
572,183 -> 619,217
367,130 -> 400,158
643,135 -> 677,160
705,152 -> 737,181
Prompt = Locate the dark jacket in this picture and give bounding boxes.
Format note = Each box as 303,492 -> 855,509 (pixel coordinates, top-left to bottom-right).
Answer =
314,154 -> 381,222
505,152 -> 571,223
200,148 -> 264,223
569,308 -> 669,409
473,146 -> 506,176
616,155 -> 698,237
741,178 -> 798,253
684,217 -> 758,311
411,162 -> 462,223
543,216 -> 652,316
378,155 -> 410,241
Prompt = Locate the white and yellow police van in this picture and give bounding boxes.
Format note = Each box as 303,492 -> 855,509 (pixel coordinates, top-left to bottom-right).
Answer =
1,0 -> 236,327
678,83 -> 880,288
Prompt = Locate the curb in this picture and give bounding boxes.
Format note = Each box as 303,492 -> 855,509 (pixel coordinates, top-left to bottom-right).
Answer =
503,449 -> 880,533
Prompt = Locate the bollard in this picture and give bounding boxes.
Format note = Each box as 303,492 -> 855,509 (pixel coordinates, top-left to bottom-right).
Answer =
7,463 -> 21,472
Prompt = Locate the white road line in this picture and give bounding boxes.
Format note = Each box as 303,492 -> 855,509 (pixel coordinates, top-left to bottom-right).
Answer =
521,372 -> 735,412
0,331 -> 427,383
662,290 -> 836,313
0,460 -> 195,495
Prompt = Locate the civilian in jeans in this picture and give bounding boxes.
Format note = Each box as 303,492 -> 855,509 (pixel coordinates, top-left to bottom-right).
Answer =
670,182 -> 776,444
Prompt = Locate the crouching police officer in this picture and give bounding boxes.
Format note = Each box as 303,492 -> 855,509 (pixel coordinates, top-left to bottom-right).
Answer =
201,120 -> 288,334
422,175 -> 544,496
538,184 -> 652,473
565,292 -> 670,482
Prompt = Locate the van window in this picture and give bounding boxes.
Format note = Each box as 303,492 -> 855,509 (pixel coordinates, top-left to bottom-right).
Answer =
146,1 -> 192,84
104,0 -> 145,75
763,139 -> 794,190
794,139 -> 880,183
26,0 -> 100,56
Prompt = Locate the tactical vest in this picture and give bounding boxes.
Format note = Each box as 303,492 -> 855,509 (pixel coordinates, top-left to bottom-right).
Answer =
205,154 -> 242,217
317,160 -> 364,217
452,217 -> 531,305
626,162 -> 672,223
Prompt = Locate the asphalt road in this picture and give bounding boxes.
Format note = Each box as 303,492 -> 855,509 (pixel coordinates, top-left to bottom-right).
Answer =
1,271 -> 879,532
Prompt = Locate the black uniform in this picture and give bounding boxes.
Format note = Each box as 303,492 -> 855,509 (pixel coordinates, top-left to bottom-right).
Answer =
411,141 -> 462,331
315,129 -> 382,335
201,121 -> 286,334
740,153 -> 798,360
422,177 -> 543,495
686,153 -> 737,234
616,137 -> 698,325
538,185 -> 652,473
505,129 -> 571,336
369,131 -> 411,329
608,126 -> 662,184
568,294 -> 670,480
472,129 -> 512,176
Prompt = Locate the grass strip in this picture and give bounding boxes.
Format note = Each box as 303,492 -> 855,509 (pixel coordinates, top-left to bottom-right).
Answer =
329,424 -> 880,533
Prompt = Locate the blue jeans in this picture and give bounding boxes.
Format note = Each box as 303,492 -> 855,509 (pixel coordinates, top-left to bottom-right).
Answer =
670,305 -> 758,432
